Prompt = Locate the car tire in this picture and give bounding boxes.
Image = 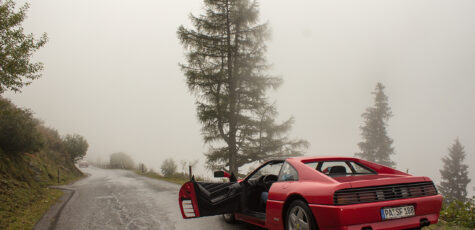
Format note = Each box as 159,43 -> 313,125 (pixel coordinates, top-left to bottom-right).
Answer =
223,213 -> 236,224
285,200 -> 317,230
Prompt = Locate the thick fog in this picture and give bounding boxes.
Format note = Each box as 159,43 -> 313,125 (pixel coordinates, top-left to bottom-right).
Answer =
5,0 -> 474,194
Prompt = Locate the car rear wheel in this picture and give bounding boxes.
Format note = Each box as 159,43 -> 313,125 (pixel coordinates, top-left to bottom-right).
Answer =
285,200 -> 317,230
223,213 -> 236,224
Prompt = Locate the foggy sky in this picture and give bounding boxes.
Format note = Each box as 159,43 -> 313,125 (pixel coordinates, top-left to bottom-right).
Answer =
5,0 -> 474,194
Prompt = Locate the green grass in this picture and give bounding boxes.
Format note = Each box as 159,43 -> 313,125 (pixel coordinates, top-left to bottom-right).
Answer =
0,151 -> 83,229
135,171 -> 189,185
3,188 -> 64,230
427,221 -> 472,230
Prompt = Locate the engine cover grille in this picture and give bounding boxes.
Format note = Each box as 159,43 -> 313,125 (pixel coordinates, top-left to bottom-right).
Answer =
334,181 -> 437,205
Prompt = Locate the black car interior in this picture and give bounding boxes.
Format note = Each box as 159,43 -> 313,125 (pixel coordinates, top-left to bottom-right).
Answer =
193,182 -> 241,216
329,165 -> 347,175
244,174 -> 278,213
308,160 -> 376,177
191,160 -> 284,219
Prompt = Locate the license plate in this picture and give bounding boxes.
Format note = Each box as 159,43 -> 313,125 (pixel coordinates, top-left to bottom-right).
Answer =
381,205 -> 415,220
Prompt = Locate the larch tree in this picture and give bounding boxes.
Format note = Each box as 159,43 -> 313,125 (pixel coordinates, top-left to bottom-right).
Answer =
438,138 -> 471,203
356,82 -> 396,168
0,0 -> 48,94
178,0 -> 307,175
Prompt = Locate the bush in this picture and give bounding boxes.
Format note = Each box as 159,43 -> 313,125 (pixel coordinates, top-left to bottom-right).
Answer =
161,158 -> 177,177
62,134 -> 88,163
0,98 -> 43,155
109,152 -> 135,169
37,126 -> 63,153
440,198 -> 475,228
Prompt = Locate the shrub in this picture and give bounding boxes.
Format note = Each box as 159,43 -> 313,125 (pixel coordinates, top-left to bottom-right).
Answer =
0,98 -> 43,155
161,158 -> 177,177
37,126 -> 63,153
62,134 -> 88,163
440,197 -> 475,228
109,152 -> 135,169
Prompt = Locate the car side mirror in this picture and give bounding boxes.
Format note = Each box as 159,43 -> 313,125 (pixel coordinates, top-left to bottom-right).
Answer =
214,171 -> 230,178
214,171 -> 237,182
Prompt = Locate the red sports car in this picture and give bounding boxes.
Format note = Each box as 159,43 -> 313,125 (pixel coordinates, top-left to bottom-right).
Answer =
178,156 -> 442,230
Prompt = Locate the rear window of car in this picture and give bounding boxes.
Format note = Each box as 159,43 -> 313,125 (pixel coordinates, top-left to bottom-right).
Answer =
304,160 -> 376,177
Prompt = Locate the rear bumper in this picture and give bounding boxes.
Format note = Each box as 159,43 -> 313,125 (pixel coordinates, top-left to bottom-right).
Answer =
309,195 -> 443,230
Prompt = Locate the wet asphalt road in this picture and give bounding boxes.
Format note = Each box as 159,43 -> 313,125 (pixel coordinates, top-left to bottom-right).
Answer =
42,167 -> 261,230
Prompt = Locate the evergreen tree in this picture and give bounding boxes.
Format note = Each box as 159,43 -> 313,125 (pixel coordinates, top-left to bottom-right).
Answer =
356,83 -> 395,168
178,0 -> 307,174
438,138 -> 471,203
0,0 -> 48,93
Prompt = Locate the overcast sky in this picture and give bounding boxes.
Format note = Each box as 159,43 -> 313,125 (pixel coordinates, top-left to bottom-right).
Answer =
5,0 -> 474,194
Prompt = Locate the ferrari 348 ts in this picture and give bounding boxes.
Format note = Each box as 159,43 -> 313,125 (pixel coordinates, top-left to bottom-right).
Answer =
178,156 -> 442,230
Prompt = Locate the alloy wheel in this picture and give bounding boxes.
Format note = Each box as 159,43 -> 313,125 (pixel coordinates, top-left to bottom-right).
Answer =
287,206 -> 310,230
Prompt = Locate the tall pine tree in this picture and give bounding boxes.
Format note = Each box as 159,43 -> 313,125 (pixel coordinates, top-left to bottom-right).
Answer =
438,138 -> 471,203
356,83 -> 395,168
178,0 -> 307,175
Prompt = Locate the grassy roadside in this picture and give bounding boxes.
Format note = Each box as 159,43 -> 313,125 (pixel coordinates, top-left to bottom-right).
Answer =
0,151 -> 84,230
135,171 -> 189,185
4,188 -> 63,230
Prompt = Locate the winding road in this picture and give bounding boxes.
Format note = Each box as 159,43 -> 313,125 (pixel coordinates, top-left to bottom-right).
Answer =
35,167 -> 261,230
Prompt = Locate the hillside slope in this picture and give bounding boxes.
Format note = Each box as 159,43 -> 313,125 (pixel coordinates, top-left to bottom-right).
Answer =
0,149 -> 83,229
0,97 -> 85,229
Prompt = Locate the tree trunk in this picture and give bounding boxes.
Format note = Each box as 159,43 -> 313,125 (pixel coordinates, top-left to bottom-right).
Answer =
224,0 -> 238,175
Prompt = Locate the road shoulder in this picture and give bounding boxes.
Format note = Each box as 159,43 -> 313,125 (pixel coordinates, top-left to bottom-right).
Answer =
33,174 -> 88,230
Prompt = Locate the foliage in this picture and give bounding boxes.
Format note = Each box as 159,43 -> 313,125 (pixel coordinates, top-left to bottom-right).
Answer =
439,198 -> 475,229
180,159 -> 198,172
0,99 -> 84,229
109,152 -> 135,170
161,158 -> 177,177
138,170 -> 187,185
62,134 -> 88,163
137,169 -> 205,185
37,126 -> 64,153
0,97 -> 43,155
355,83 -> 395,168
438,139 -> 471,203
0,0 -> 48,93
178,0 -> 307,174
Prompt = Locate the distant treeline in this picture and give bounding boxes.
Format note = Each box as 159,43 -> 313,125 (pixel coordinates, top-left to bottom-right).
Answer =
89,153 -> 201,182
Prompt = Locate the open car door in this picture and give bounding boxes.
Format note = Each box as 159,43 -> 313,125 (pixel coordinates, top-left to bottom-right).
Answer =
178,179 -> 241,219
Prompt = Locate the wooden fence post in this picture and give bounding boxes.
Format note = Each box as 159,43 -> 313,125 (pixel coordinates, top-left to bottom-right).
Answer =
189,165 -> 192,181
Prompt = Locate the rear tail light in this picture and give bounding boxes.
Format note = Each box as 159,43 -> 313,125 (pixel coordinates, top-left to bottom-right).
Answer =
181,199 -> 196,218
334,182 -> 438,205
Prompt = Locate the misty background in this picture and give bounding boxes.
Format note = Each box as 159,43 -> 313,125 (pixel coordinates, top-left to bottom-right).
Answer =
4,0 -> 474,195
